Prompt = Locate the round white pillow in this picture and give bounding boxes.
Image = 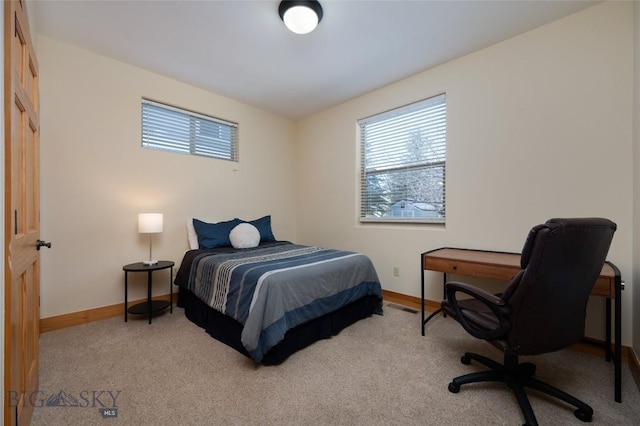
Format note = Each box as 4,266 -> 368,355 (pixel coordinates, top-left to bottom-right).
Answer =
229,223 -> 260,249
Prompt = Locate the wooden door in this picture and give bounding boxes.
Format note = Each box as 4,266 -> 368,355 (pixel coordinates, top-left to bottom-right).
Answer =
4,1 -> 40,425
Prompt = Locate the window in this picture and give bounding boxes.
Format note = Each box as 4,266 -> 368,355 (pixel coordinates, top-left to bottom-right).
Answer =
141,99 -> 238,161
359,94 -> 446,223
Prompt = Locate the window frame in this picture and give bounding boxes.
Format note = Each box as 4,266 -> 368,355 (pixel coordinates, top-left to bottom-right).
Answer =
358,94 -> 447,225
141,98 -> 239,162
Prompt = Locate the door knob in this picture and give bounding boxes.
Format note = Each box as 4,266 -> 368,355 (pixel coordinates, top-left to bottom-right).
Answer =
36,240 -> 52,250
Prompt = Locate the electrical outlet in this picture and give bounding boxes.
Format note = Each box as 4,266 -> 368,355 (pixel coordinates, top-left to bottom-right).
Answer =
393,267 -> 400,277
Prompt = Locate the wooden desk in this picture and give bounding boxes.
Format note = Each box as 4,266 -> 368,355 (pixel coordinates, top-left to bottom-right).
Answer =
421,247 -> 623,403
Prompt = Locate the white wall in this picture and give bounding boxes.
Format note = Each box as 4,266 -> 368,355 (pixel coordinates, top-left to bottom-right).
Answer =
296,2 -> 635,344
38,36 -> 298,318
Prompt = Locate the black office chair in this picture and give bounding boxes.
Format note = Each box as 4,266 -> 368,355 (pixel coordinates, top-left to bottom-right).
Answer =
441,218 -> 616,426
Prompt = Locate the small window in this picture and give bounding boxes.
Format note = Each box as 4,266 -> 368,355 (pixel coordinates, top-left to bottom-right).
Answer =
141,98 -> 238,161
359,94 -> 446,224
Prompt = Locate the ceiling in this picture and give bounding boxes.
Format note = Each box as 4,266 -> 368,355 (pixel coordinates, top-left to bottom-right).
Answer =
34,0 -> 599,119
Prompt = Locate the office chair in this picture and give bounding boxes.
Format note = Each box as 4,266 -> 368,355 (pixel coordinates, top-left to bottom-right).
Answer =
441,218 -> 616,426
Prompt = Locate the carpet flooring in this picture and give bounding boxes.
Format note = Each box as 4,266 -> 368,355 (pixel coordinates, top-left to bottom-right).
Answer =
30,302 -> 640,425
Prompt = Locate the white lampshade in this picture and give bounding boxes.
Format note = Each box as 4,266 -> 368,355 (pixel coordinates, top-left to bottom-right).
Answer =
138,213 -> 163,234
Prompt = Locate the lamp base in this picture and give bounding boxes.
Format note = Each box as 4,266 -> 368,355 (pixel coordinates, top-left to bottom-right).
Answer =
143,260 -> 158,266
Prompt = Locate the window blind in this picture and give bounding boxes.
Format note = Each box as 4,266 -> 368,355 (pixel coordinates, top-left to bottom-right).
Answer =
141,99 -> 238,161
359,94 -> 446,223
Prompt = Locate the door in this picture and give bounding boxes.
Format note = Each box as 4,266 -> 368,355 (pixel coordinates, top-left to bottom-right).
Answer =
4,1 -> 40,425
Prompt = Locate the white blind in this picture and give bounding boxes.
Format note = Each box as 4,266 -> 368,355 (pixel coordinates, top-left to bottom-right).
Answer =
141,99 -> 238,161
359,94 -> 446,223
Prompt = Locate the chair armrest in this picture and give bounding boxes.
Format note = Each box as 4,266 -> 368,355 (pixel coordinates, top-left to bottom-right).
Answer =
446,281 -> 505,307
445,281 -> 511,340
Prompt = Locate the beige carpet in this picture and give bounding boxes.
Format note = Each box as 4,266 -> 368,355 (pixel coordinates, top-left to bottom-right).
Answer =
31,303 -> 640,425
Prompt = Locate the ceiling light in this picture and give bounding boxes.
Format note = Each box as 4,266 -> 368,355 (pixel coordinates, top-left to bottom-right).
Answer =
279,0 -> 323,35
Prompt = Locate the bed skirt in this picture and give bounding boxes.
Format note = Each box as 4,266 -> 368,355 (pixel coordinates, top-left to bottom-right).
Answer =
177,287 -> 382,365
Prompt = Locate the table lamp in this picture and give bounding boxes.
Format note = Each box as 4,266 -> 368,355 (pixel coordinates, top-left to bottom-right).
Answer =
138,213 -> 163,265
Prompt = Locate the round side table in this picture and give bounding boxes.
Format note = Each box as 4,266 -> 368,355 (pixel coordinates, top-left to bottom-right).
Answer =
123,260 -> 174,324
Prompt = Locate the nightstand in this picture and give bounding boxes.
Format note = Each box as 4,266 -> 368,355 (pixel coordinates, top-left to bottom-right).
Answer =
123,260 -> 174,324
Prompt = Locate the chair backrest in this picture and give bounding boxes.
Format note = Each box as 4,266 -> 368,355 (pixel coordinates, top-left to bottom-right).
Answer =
500,218 -> 616,355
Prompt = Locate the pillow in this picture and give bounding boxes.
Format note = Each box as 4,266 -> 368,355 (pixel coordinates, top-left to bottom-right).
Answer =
186,219 -> 198,250
193,218 -> 242,249
243,215 -> 276,242
229,223 -> 260,249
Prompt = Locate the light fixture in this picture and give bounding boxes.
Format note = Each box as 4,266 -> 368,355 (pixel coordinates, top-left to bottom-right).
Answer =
279,0 -> 323,35
138,213 -> 163,265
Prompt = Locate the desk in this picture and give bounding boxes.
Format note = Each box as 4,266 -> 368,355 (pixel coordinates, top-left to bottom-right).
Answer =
421,247 -> 622,403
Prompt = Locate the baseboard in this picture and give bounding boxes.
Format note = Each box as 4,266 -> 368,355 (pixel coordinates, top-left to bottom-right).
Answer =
630,347 -> 640,393
40,293 -> 178,333
41,290 -> 425,332
382,289 -> 631,364
383,289 -> 440,313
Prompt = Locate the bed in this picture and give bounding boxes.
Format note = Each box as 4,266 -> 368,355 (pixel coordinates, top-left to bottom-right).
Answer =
174,218 -> 383,365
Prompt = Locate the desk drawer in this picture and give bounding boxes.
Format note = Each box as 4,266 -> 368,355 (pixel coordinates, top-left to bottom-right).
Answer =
591,277 -> 614,298
423,249 -> 617,299
424,257 -> 520,282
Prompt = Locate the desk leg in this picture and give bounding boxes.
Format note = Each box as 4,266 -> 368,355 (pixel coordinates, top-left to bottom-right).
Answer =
170,266 -> 173,314
615,276 -> 622,403
442,273 -> 447,316
605,298 -> 612,362
421,254 -> 425,336
124,271 -> 128,322
147,270 -> 153,325
421,267 -> 445,335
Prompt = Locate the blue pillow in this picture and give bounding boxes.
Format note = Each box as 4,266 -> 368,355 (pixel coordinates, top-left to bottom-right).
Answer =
193,218 -> 242,249
244,215 -> 276,242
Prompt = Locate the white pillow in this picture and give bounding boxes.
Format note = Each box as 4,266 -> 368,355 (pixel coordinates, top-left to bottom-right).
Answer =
186,219 -> 199,250
229,223 -> 260,249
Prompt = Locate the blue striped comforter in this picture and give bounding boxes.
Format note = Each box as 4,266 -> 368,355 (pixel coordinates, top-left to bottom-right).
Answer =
182,242 -> 382,363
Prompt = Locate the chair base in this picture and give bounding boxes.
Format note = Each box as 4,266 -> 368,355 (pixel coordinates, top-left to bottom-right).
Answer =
448,352 -> 593,426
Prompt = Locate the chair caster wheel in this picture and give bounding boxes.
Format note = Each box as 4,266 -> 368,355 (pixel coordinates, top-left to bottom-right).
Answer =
574,408 -> 593,422
448,382 -> 460,393
461,354 -> 471,365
